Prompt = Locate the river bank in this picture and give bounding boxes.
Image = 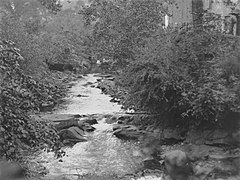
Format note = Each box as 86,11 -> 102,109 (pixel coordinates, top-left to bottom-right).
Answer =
95,74 -> 240,180
28,73 -> 240,180
28,74 -> 154,180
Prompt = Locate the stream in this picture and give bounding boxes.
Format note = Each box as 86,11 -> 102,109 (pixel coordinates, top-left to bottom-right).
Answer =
34,74 -> 161,180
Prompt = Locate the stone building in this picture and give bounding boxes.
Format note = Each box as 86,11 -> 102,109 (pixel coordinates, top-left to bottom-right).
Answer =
165,0 -> 240,35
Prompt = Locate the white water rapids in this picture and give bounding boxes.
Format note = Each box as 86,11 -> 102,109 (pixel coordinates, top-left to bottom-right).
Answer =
34,74 -> 162,180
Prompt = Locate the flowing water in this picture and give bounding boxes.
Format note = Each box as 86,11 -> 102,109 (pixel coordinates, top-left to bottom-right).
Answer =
34,74 -> 162,180
55,74 -> 122,115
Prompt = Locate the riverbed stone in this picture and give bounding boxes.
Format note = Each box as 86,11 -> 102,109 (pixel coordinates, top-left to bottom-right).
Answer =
192,164 -> 213,180
112,124 -> 122,131
76,94 -> 89,97
38,114 -> 93,131
164,150 -> 193,180
82,123 -> 96,132
40,114 -> 81,122
80,117 -> 98,125
82,81 -> 94,87
209,155 -> 240,176
186,128 -> 238,146
105,115 -> 118,124
117,115 -> 134,124
58,126 -> 87,143
54,119 -> 96,132
143,159 -> 162,170
104,115 -> 133,124
77,120 -> 96,132
113,124 -> 146,140
55,119 -> 79,131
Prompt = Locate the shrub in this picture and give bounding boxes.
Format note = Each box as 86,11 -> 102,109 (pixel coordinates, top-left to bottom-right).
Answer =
119,27 -> 240,128
81,0 -> 240,128
0,40 -> 63,161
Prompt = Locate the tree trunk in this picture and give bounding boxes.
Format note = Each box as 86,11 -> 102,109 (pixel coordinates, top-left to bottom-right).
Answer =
192,0 -> 203,31
236,14 -> 240,36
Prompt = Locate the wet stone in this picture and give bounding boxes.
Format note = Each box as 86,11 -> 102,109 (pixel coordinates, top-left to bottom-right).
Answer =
143,159 -> 162,170
39,114 -> 82,122
113,124 -> 146,140
80,117 -> 98,125
76,94 -> 89,97
58,126 -> 87,144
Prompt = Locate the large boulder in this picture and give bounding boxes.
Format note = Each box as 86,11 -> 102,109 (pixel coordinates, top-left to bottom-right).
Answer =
79,117 -> 98,125
139,135 -> 162,159
138,135 -> 163,170
38,114 -> 97,131
58,126 -> 87,144
55,118 -> 80,131
39,114 -> 81,122
210,155 -> 240,177
186,128 -> 240,146
36,114 -> 96,146
113,124 -> 146,140
164,150 -> 193,180
77,121 -> 96,132
143,159 -> 162,170
52,117 -> 96,132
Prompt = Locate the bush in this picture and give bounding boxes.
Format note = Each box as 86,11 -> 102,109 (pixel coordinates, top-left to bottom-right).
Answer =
0,40 -> 63,161
118,27 -> 240,128
81,0 -> 240,128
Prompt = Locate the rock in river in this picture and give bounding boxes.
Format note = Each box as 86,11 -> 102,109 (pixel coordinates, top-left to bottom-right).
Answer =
113,124 -> 146,140
80,117 -> 98,125
164,150 -> 193,180
78,121 -> 96,132
34,114 -> 96,145
58,126 -> 87,144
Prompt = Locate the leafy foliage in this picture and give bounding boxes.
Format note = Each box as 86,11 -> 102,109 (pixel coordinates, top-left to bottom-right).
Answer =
0,0 -> 94,162
82,0 -> 240,128
43,8 -> 93,65
0,41 -> 64,160
120,27 -> 240,128
80,0 -> 165,63
37,0 -> 62,13
0,0 -> 92,77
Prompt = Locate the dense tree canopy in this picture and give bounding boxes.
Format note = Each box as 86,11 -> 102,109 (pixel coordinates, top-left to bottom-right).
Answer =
81,0 -> 166,62
81,0 -> 240,128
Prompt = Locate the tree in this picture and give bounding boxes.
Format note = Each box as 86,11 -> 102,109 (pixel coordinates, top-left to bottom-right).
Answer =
37,0 -> 62,13
80,0 -> 165,63
81,0 -> 240,129
0,0 -> 92,76
0,0 -> 65,162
